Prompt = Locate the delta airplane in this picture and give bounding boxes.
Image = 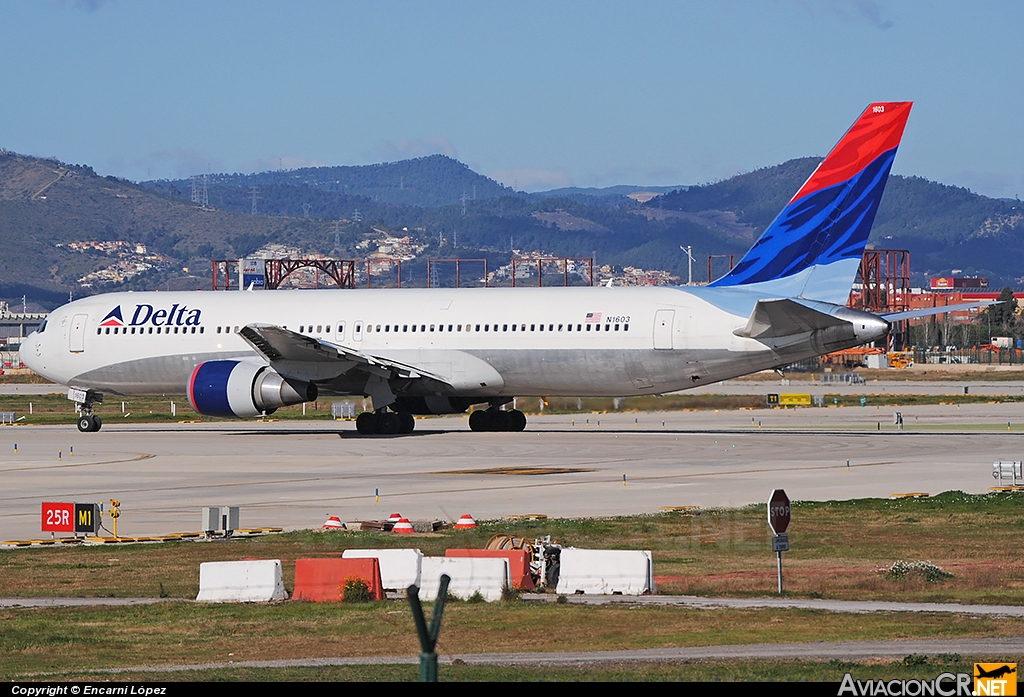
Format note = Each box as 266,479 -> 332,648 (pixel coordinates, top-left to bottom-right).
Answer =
25,102 -> 946,435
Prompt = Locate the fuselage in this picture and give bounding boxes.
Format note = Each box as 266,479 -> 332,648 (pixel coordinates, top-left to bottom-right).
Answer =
20,284 -> 874,400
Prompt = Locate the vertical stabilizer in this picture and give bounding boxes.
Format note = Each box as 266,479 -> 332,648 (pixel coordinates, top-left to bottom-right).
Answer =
709,102 -> 912,304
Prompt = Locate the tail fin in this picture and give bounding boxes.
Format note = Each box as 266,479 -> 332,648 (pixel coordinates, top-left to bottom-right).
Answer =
709,102 -> 912,304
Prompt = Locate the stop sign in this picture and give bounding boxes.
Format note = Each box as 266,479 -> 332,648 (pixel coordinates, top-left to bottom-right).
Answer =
768,489 -> 791,535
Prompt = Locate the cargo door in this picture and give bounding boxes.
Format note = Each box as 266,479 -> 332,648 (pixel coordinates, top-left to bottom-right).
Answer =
69,314 -> 88,353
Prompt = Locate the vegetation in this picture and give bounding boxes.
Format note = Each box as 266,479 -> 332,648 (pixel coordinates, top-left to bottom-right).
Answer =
4,491 -> 1024,679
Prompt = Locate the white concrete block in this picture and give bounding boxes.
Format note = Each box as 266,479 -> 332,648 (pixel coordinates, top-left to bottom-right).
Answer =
195,559 -> 288,603
556,549 -> 654,595
419,556 -> 510,602
342,548 -> 422,591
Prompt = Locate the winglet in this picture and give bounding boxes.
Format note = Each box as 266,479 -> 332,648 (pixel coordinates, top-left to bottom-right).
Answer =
709,102 -> 912,304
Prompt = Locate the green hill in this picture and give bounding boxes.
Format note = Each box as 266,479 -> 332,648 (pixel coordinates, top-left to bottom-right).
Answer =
3,148 -> 1023,310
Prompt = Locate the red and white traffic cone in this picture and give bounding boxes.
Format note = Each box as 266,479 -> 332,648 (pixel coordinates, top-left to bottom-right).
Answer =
392,517 -> 415,534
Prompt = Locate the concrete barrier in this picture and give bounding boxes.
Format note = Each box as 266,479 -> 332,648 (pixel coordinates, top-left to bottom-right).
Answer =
556,549 -> 654,595
445,549 -> 534,589
342,548 -> 422,591
195,559 -> 288,602
420,556 -> 510,602
293,558 -> 384,602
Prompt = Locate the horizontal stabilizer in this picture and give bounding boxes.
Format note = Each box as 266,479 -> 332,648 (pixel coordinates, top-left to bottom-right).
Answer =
881,301 -> 997,322
735,298 -> 850,340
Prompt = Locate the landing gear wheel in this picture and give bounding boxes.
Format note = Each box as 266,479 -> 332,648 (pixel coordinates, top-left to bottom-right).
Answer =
509,409 -> 527,432
380,412 -> 402,435
77,414 -> 102,432
356,412 -> 378,434
398,411 -> 415,434
469,410 -> 490,432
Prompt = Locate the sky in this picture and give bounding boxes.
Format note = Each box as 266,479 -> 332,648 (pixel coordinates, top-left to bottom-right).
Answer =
0,1 -> 1021,198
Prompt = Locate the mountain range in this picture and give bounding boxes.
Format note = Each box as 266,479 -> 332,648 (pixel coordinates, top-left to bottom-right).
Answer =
1,149 -> 1020,310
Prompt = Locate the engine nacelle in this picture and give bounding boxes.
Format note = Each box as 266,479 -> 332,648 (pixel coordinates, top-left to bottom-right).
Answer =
188,360 -> 318,418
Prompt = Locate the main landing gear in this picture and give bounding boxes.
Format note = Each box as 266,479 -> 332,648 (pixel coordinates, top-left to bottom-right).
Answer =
469,408 -> 527,432
71,388 -> 104,432
355,409 -> 416,435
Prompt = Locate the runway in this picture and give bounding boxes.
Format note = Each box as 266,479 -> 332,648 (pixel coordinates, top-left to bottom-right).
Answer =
2,401 -> 1023,542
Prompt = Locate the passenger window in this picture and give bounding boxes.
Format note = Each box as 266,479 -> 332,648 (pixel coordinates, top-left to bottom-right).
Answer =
586,325 -> 591,331
412,325 -> 417,332
430,324 -> 435,332
457,325 -> 462,331
549,324 -> 554,331
624,324 -> 629,331
539,325 -> 544,332
484,325 -> 489,332
317,325 -> 323,333
384,325 -> 390,332
421,325 -> 426,332
615,324 -> 620,331
558,324 -> 563,331
475,324 -> 481,332
200,327 -> 204,334
531,324 -> 535,331
96,328 -> 101,335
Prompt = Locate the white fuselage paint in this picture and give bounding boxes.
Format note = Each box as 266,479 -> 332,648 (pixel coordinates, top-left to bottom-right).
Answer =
21,285 -> 855,400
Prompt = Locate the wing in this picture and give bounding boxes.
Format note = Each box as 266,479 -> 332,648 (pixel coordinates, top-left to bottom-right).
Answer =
238,324 -> 447,382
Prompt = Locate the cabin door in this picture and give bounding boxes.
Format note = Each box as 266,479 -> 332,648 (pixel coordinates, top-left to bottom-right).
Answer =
69,314 -> 88,353
653,310 -> 674,350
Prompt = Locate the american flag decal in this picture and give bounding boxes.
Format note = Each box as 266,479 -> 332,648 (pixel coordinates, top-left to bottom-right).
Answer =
585,312 -> 602,323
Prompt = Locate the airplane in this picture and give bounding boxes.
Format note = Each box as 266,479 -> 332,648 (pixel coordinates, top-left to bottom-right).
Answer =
24,101 -> 960,435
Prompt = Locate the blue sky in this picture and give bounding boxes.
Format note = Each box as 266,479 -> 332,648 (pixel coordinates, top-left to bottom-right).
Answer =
1,1 -> 1021,197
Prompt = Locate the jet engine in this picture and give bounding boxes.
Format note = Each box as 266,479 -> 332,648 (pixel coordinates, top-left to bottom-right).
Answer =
188,360 -> 317,418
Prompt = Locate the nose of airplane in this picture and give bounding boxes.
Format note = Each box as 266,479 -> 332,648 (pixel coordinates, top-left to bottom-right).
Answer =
19,332 -> 40,372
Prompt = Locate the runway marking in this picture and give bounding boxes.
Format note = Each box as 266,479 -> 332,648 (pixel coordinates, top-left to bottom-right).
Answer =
429,466 -> 596,476
0,452 -> 154,473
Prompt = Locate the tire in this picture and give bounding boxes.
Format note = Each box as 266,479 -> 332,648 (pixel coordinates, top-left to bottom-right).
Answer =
355,412 -> 377,435
509,410 -> 527,432
77,415 -> 93,433
398,411 -> 415,434
492,410 -> 512,431
469,410 -> 490,432
92,416 -> 102,432
380,412 -> 402,435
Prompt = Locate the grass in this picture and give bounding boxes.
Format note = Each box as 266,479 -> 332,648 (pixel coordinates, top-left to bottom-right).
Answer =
6,491 -> 1024,603
19,656 -> 999,683
3,601 -> 1023,680
2,391 -> 1024,427
6,492 -> 1024,679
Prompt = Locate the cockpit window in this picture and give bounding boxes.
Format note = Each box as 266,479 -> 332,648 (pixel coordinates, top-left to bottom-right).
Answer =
36,320 -> 47,334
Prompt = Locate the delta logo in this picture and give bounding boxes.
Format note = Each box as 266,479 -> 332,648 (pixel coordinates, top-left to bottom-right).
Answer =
103,304 -> 203,327
99,306 -> 125,327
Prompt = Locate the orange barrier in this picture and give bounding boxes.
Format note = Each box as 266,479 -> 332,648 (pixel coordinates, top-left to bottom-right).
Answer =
293,557 -> 384,602
445,549 -> 534,590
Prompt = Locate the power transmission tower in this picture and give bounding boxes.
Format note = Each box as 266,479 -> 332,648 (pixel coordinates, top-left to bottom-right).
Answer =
250,185 -> 260,215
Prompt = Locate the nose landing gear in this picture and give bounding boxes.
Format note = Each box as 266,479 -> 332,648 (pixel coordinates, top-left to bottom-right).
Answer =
70,387 -> 104,432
